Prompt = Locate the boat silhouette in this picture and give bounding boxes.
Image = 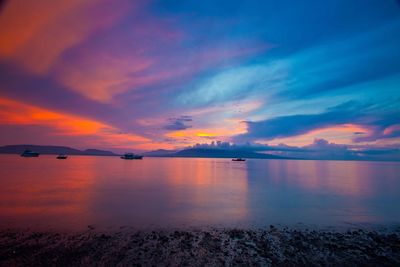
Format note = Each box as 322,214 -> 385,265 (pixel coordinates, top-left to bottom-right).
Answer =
121,153 -> 143,160
20,150 -> 39,157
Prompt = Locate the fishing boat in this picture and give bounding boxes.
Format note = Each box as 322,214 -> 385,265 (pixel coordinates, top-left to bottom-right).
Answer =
232,158 -> 246,161
121,153 -> 143,160
56,154 -> 68,159
20,150 -> 39,157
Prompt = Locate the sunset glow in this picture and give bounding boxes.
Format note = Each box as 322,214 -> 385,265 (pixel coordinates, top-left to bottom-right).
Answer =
0,0 -> 399,157
1,2 -> 400,264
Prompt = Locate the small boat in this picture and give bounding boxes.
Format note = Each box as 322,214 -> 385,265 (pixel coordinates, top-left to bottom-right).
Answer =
232,158 -> 246,161
20,150 -> 39,157
121,153 -> 143,160
56,154 -> 68,159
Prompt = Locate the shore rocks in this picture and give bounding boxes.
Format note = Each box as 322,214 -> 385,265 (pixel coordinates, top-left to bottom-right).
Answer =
0,227 -> 399,266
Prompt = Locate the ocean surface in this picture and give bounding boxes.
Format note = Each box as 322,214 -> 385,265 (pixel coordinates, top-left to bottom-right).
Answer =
0,155 -> 399,230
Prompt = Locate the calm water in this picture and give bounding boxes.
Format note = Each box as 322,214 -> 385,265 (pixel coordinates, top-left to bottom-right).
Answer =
0,155 -> 399,230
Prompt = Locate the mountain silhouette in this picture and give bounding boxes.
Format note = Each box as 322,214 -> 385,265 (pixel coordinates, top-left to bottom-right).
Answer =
145,148 -> 289,159
0,145 -> 117,156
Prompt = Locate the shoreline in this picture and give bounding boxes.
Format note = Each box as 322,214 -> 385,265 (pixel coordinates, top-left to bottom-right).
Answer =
1,226 -> 399,266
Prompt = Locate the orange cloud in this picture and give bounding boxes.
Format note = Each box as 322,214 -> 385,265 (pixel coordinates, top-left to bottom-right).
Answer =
49,16 -> 188,102
0,0 -> 268,103
1,95 -> 227,150
52,27 -> 267,102
0,97 -> 151,147
167,101 -> 260,143
197,133 -> 217,137
0,0 -> 133,74
166,123 -> 247,145
0,97 -> 104,135
55,52 -> 155,102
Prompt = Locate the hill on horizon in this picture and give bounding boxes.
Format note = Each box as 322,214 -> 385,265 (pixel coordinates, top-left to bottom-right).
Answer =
0,145 -> 290,159
0,145 -> 118,156
145,148 -> 290,159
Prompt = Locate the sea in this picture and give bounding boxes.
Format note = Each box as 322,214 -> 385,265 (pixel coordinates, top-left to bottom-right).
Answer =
0,155 -> 399,230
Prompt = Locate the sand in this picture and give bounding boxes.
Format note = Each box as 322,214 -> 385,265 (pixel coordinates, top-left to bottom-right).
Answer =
1,226 -> 400,266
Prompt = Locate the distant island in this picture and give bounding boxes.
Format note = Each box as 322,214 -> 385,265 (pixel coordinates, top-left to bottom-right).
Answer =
144,148 -> 289,159
0,145 -> 118,156
3,144 -> 399,161
0,145 -> 290,159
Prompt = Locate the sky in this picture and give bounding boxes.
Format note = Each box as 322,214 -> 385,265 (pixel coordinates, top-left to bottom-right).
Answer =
0,0 -> 399,158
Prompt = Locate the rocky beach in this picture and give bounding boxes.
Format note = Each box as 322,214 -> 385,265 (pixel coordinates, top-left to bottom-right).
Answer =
1,226 -> 399,266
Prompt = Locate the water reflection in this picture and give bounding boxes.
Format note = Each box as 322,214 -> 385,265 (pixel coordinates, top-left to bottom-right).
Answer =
88,158 -> 250,228
0,155 -> 399,230
245,160 -> 400,226
0,155 -> 97,228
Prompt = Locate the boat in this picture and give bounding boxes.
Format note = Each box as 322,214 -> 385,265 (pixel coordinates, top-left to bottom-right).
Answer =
232,158 -> 246,161
121,153 -> 143,160
56,154 -> 68,159
20,150 -> 39,157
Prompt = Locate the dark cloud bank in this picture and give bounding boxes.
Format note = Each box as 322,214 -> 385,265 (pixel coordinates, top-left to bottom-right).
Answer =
185,140 -> 400,161
164,116 -> 193,130
236,101 -> 400,143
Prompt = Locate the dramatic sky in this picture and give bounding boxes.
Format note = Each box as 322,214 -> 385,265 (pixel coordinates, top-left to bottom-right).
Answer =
0,0 -> 399,156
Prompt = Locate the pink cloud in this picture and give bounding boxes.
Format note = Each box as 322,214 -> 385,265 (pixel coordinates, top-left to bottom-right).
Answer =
0,0 -> 137,74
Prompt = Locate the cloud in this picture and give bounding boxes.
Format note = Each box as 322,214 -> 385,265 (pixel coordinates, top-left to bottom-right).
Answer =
2,0 -> 269,104
164,116 -> 193,131
177,61 -> 287,106
0,0 -> 134,74
187,139 -> 400,161
190,140 -> 308,153
354,123 -> 400,142
303,138 -> 348,151
235,101 -> 400,143
50,12 -> 184,102
0,97 -> 155,151
267,19 -> 400,103
299,139 -> 400,161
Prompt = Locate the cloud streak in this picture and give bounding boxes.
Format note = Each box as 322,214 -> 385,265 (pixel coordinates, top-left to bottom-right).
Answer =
236,101 -> 400,144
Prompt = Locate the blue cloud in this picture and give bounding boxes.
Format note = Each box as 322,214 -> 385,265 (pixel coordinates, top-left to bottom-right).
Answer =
176,61 -> 288,106
235,101 -> 400,142
164,116 -> 193,130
